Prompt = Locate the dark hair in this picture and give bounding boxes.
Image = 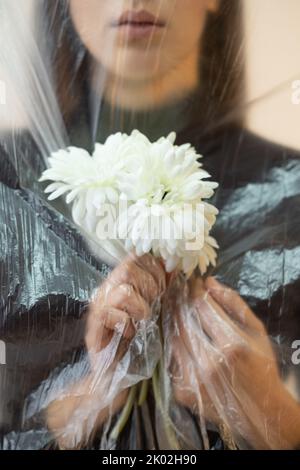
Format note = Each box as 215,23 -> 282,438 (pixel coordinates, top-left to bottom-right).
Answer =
197,0 -> 245,133
46,0 -> 244,136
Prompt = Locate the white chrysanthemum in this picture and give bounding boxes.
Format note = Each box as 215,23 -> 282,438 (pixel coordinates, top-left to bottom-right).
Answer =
118,199 -> 218,276
40,130 -> 219,276
119,131 -> 217,203
116,131 -> 219,275
39,133 -> 130,227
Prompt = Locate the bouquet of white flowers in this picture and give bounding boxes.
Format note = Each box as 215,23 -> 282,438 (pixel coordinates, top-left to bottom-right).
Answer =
40,130 -> 219,276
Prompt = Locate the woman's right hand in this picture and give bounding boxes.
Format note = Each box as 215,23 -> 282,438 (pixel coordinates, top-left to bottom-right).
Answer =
46,253 -> 166,449
86,253 -> 166,363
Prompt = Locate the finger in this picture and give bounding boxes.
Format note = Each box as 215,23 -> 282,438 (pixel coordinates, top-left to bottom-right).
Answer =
86,307 -> 135,352
108,257 -> 160,304
105,283 -> 151,321
205,277 -> 265,333
171,292 -> 214,359
188,275 -> 205,300
99,307 -> 136,340
133,253 -> 166,294
193,292 -> 240,347
171,336 -> 221,422
171,336 -> 201,409
172,310 -> 219,377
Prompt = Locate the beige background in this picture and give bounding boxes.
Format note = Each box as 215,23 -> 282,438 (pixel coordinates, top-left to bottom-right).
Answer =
244,0 -> 300,149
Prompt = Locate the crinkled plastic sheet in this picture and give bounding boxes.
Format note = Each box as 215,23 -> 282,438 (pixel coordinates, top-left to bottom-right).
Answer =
1,0 -> 300,451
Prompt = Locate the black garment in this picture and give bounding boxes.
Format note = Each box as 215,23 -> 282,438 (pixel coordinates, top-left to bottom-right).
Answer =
1,124 -> 300,449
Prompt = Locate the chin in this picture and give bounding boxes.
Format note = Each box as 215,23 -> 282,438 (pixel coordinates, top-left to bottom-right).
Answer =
100,46 -> 163,80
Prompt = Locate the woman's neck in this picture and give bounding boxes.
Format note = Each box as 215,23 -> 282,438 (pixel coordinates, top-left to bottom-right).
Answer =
96,48 -> 199,112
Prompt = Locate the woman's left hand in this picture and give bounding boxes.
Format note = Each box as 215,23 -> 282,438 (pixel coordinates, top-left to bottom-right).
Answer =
171,276 -> 300,449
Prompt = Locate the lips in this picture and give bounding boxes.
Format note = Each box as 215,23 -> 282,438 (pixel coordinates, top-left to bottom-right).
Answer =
111,10 -> 166,41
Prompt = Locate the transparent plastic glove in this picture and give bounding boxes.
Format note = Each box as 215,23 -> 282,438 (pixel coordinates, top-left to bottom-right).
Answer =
46,253 -> 166,449
168,276 -> 300,450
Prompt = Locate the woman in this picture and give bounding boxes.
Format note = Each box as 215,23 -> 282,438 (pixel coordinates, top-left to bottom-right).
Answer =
1,0 -> 300,450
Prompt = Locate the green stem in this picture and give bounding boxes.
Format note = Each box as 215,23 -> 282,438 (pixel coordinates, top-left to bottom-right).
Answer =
138,379 -> 149,407
109,385 -> 137,441
152,362 -> 181,450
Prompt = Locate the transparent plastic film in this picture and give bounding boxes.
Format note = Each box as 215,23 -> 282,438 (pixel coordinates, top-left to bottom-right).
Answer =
0,0 -> 300,451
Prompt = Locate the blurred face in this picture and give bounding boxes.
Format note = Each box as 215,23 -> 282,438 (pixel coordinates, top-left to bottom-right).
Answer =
69,0 -> 218,82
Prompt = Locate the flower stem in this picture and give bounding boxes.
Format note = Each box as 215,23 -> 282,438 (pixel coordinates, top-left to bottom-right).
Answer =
152,362 -> 181,450
109,385 -> 137,441
138,379 -> 149,407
